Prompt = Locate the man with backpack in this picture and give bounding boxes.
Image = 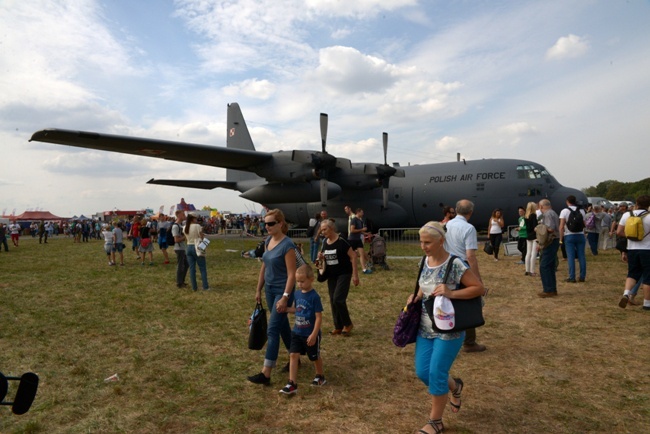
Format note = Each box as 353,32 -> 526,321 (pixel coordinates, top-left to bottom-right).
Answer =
616,195 -> 650,311
537,199 -> 561,297
559,195 -> 587,283
583,204 -> 599,256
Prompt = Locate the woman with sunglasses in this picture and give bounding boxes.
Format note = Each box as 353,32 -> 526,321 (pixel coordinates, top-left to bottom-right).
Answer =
248,209 -> 298,385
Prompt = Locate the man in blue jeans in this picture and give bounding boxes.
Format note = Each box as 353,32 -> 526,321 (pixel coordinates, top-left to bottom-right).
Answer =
559,195 -> 587,283
538,199 -> 561,297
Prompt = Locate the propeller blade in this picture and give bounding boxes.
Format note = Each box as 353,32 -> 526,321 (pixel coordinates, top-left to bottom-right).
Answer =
320,178 -> 328,206
383,187 -> 389,209
320,113 -> 328,153
383,132 -> 388,166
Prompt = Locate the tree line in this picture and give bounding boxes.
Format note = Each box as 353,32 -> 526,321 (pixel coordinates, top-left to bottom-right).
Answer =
582,178 -> 650,201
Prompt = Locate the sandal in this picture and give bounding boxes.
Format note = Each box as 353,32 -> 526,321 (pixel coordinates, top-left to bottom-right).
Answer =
450,377 -> 463,413
418,418 -> 444,434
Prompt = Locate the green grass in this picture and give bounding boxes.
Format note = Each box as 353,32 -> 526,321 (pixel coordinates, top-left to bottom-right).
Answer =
1,235 -> 649,433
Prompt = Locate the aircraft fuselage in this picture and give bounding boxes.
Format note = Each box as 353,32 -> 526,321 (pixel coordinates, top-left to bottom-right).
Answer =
269,158 -> 586,231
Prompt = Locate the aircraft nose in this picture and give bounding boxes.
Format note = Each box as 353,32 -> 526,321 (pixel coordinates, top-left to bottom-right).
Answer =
550,186 -> 588,206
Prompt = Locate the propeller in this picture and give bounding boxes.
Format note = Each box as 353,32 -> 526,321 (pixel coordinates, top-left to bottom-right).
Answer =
370,132 -> 405,209
318,113 -> 330,206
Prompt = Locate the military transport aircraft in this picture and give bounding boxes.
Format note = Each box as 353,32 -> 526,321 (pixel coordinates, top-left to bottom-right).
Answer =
30,103 -> 586,230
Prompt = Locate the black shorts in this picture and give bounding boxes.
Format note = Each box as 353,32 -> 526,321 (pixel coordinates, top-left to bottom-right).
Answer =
348,239 -> 363,250
627,249 -> 650,285
289,332 -> 321,361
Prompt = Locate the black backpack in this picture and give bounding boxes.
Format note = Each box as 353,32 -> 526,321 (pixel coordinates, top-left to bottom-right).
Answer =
566,207 -> 585,232
168,223 -> 180,246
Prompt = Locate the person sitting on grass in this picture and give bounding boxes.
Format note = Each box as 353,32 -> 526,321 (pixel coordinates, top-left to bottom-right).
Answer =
279,264 -> 326,395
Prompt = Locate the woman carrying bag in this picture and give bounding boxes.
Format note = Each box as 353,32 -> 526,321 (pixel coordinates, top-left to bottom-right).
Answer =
405,221 -> 484,434
247,209 -> 297,385
184,214 -> 209,291
487,208 -> 505,261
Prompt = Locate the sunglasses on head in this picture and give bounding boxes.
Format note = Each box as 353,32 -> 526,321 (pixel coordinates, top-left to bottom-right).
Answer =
265,221 -> 278,227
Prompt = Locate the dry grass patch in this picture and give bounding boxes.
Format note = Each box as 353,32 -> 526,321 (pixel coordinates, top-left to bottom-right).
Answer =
0,236 -> 649,433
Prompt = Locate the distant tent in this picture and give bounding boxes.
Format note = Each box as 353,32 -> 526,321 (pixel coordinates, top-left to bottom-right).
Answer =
177,202 -> 196,211
78,215 -> 91,221
13,210 -> 64,221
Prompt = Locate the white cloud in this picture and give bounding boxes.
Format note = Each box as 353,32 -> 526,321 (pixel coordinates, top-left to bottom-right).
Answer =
312,46 -> 410,94
546,34 -> 589,60
306,0 -> 418,18
499,121 -> 538,136
331,28 -> 352,39
223,79 -> 276,100
435,136 -> 462,151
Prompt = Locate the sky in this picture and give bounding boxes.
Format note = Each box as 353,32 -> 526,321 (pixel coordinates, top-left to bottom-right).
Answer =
1,0 -> 649,218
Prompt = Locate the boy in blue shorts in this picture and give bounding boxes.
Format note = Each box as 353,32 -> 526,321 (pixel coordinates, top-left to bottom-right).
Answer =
279,265 -> 326,395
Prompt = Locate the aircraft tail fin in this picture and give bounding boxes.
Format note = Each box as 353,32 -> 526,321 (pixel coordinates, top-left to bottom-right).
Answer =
226,103 -> 260,184
227,103 -> 255,151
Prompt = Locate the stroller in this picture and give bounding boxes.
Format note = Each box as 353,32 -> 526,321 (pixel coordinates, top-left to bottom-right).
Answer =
367,234 -> 389,270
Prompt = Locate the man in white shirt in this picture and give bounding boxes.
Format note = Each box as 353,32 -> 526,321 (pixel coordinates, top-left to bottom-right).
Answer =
444,199 -> 486,353
10,222 -> 21,247
559,195 -> 587,283
617,195 -> 650,310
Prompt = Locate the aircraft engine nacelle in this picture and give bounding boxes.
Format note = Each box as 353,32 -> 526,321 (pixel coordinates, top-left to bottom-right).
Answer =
330,174 -> 381,190
240,181 -> 342,203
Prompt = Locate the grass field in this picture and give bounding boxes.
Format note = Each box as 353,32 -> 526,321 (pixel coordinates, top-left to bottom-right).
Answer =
1,235 -> 649,433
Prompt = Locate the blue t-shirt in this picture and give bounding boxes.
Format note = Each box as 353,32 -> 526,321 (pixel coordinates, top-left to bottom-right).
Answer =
262,236 -> 297,287
293,289 -> 323,337
348,217 -> 364,241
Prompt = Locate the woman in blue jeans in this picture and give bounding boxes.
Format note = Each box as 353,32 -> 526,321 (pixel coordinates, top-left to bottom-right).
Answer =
184,214 -> 209,291
406,222 -> 484,434
248,209 -> 298,385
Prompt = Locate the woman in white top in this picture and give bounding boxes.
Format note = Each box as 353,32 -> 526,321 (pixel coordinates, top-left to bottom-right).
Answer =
184,214 -> 209,291
488,209 -> 505,261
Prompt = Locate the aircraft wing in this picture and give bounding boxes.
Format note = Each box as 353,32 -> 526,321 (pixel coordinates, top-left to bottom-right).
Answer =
29,128 -> 273,169
146,179 -> 237,190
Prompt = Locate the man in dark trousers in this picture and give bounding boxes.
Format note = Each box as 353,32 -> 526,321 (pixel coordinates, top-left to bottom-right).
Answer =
38,220 -> 48,244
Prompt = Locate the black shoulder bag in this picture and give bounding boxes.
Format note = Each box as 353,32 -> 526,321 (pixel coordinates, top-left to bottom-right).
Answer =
424,256 -> 485,333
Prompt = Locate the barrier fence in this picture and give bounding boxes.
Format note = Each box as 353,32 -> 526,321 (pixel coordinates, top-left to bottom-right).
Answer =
288,227 -> 424,258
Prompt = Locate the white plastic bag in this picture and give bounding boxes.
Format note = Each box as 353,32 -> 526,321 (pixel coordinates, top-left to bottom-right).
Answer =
433,296 -> 455,331
195,237 -> 210,256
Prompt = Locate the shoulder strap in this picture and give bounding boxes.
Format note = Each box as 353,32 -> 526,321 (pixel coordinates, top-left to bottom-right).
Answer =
412,256 -> 427,298
442,255 -> 458,284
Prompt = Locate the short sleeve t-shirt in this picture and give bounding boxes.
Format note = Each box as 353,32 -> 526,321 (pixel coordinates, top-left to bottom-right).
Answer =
262,237 -> 297,287
418,256 -> 469,341
292,289 -> 324,337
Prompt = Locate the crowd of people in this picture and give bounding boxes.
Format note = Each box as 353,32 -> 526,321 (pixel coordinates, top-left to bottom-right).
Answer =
244,195 -> 649,433
3,194 -> 648,432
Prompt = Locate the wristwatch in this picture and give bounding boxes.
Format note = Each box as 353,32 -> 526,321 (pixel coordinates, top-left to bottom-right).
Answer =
282,292 -> 291,298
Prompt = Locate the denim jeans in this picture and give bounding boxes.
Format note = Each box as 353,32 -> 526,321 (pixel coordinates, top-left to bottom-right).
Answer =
540,238 -> 560,293
186,245 -> 208,290
414,334 -> 464,395
310,238 -> 320,263
564,234 -> 586,280
175,248 -> 189,286
586,232 -> 599,255
264,284 -> 294,368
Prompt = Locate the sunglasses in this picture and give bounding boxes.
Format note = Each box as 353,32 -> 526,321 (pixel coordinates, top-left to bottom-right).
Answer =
265,221 -> 278,227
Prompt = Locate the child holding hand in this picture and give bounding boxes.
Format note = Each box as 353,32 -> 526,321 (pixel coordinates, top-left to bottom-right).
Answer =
279,265 -> 326,395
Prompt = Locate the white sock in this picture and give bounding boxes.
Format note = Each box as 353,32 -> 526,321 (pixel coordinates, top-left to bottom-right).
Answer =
644,299 -> 650,308
623,290 -> 631,296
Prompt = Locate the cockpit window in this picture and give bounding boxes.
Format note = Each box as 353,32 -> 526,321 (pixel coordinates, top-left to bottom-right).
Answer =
517,164 -> 548,179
